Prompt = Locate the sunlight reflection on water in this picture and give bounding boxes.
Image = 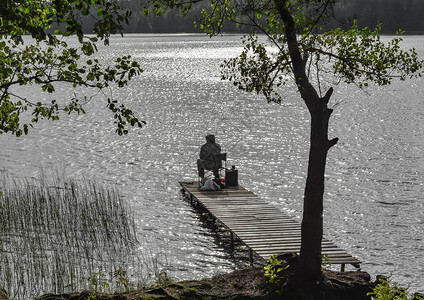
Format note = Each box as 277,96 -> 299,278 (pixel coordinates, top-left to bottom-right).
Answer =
1,34 -> 423,292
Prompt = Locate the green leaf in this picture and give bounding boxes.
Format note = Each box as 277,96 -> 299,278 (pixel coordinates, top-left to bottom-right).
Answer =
0,0 -> 145,136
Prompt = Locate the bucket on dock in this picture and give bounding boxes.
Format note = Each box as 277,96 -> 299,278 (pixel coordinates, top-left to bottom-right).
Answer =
225,166 -> 238,187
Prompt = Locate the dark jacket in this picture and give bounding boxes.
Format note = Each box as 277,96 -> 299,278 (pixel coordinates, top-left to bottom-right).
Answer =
199,135 -> 221,170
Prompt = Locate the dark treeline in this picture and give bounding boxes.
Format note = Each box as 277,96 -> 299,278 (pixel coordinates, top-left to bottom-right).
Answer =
334,0 -> 424,33
80,0 -> 424,34
116,0 -> 240,33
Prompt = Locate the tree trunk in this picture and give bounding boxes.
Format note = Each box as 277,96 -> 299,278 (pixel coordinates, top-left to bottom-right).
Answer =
274,0 -> 339,293
298,87 -> 338,289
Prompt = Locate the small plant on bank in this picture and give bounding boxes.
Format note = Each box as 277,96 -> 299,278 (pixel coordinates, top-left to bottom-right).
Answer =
264,254 -> 290,286
368,276 -> 424,300
114,267 -> 130,293
84,267 -> 134,298
87,272 -> 110,297
320,254 -> 332,271
155,271 -> 174,287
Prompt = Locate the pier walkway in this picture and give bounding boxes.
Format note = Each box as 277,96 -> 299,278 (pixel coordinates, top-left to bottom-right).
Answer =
179,181 -> 361,271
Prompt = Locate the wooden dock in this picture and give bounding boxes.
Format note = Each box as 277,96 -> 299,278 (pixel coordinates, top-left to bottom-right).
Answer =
179,181 -> 361,271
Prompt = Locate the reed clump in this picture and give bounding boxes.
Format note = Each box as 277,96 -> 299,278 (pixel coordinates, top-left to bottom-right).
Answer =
0,171 -> 138,299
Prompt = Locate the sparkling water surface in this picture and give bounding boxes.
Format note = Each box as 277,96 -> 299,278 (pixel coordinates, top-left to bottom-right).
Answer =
1,34 -> 423,292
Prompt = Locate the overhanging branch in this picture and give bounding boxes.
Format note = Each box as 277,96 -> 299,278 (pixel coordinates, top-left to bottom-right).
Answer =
300,43 -> 410,83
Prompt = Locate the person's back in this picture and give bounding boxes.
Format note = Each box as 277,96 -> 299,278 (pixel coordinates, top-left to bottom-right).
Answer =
200,134 -> 221,169
197,134 -> 221,179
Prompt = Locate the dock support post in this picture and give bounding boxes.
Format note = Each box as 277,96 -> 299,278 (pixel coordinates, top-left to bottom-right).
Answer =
341,263 -> 345,272
190,194 -> 194,206
249,248 -> 253,265
230,231 -> 234,252
211,217 -> 216,231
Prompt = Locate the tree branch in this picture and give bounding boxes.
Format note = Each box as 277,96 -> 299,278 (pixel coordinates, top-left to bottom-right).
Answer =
301,43 -> 415,84
328,137 -> 339,149
322,87 -> 333,104
273,0 -> 319,110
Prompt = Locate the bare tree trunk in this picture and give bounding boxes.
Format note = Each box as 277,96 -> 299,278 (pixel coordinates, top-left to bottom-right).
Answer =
298,88 -> 338,287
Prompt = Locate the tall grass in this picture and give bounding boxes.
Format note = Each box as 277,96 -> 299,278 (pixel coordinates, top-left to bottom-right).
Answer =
0,171 -> 138,299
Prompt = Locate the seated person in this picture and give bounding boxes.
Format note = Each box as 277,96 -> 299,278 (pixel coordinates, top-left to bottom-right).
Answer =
197,134 -> 221,180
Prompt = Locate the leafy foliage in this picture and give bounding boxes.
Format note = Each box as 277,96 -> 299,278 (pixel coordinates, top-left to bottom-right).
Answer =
87,272 -> 110,296
368,276 -> 424,300
85,267 -> 132,297
217,3 -> 423,104
154,270 -> 174,287
114,267 -> 130,293
0,0 -> 144,136
312,21 -> 422,87
264,254 -> 290,286
320,254 -> 332,270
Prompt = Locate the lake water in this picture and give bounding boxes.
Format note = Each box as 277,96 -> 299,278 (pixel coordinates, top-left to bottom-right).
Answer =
2,34 -> 423,293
